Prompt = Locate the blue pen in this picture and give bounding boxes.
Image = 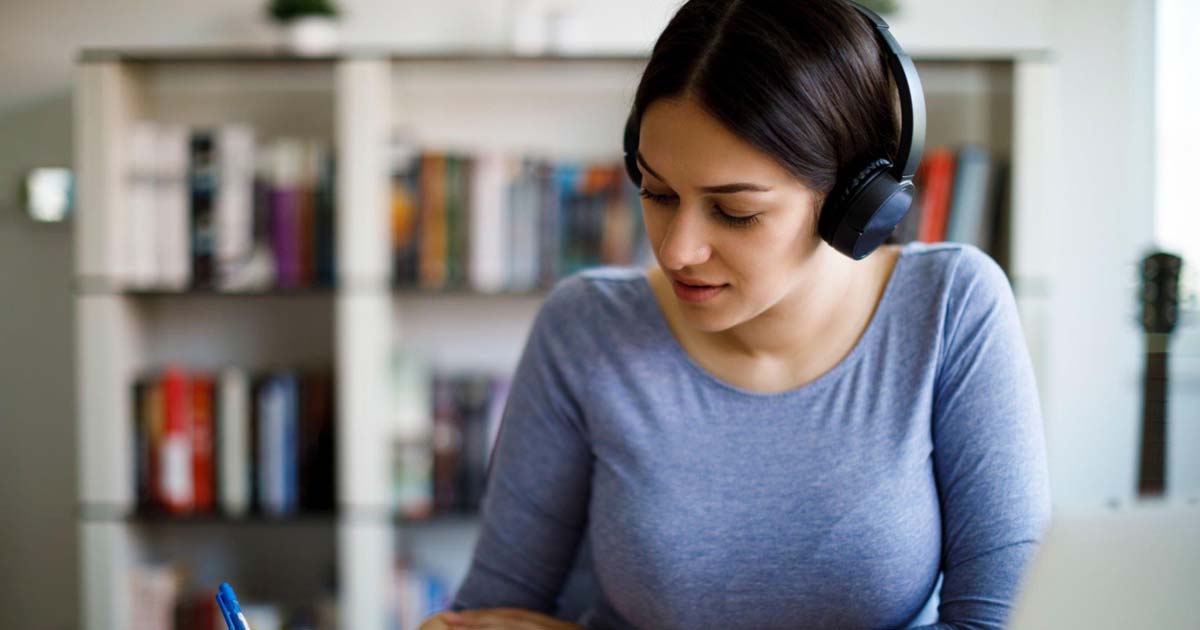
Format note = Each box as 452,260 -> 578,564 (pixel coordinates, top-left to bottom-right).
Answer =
216,582 -> 253,630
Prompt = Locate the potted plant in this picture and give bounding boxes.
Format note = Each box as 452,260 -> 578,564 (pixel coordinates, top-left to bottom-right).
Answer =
268,0 -> 342,56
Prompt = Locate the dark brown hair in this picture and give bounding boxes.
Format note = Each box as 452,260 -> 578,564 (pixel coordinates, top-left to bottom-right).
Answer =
628,0 -> 899,213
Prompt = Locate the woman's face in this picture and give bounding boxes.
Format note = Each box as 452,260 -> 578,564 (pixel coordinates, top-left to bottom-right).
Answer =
637,94 -> 826,333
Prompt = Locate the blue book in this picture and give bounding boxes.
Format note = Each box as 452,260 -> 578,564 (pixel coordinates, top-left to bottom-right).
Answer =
280,373 -> 299,514
945,144 -> 995,249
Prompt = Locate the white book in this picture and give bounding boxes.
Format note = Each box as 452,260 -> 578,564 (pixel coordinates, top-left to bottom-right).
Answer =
155,124 -> 191,290
215,123 -> 256,290
218,367 -> 250,516
390,348 -> 432,442
509,157 -> 540,291
126,121 -> 159,289
470,151 -> 511,293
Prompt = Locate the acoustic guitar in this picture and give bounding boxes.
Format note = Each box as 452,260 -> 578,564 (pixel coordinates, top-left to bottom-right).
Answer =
1136,251 -> 1183,497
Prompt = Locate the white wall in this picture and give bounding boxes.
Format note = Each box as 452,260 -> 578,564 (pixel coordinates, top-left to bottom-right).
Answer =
0,94 -> 78,630
0,1 -> 1171,628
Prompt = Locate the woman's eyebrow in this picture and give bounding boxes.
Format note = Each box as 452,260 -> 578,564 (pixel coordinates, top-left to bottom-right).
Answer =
637,151 -> 773,194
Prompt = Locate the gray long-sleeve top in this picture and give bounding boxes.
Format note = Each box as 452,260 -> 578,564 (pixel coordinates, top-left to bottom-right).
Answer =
451,241 -> 1052,629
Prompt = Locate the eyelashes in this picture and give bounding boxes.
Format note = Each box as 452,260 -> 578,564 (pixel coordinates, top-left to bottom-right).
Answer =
638,189 -> 762,229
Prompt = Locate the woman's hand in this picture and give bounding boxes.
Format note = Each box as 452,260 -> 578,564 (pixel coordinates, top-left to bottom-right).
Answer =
419,608 -> 585,630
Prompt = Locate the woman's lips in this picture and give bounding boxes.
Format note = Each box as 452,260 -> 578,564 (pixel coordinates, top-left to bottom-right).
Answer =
671,279 -> 728,303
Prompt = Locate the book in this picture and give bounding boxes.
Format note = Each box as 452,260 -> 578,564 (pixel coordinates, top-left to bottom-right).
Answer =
189,131 -> 218,287
119,122 -> 335,292
419,152 -> 448,290
917,146 -> 956,243
218,367 -> 251,516
945,144 -> 996,249
391,143 -> 422,286
392,148 -> 647,292
468,151 -> 510,293
299,371 -> 336,512
160,367 -> 193,513
214,124 -> 257,290
157,124 -> 192,290
190,374 -> 216,513
127,122 -> 159,288
391,358 -> 512,518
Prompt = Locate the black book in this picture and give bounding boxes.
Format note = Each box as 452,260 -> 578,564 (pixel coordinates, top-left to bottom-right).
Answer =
189,130 -> 218,287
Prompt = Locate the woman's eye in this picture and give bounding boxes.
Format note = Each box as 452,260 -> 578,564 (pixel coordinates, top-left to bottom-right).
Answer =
638,189 -> 761,229
638,189 -> 676,205
714,208 -> 762,229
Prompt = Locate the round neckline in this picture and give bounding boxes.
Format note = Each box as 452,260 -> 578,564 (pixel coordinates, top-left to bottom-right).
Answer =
637,242 -> 913,399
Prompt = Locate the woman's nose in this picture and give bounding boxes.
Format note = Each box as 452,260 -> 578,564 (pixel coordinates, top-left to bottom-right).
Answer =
657,207 -> 712,270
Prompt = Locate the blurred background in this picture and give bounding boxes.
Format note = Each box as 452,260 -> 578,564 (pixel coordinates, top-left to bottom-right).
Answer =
0,0 -> 1196,628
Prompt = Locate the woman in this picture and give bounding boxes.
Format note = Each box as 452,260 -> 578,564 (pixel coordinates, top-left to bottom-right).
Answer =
423,0 -> 1050,628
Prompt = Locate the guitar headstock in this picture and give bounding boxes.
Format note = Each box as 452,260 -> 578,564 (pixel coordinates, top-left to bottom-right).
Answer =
1139,251 -> 1184,335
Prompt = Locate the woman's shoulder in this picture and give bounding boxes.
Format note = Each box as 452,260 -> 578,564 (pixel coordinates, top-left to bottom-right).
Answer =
894,241 -> 1012,303
540,265 -> 657,324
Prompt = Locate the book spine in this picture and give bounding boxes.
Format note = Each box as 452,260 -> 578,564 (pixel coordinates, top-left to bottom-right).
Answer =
445,154 -> 462,288
460,375 -> 492,511
257,376 -> 278,515
918,147 -> 956,243
219,367 -> 250,517
191,374 -> 216,513
190,130 -> 218,288
315,149 -> 337,287
431,375 -> 461,512
127,122 -> 159,289
299,142 -> 318,288
419,153 -> 448,290
132,377 -> 152,511
147,377 -> 165,511
468,152 -> 507,293
157,125 -> 192,290
160,367 -> 194,514
270,188 -> 301,289
215,124 -> 256,290
538,161 -> 561,287
249,374 -> 263,513
282,373 -> 300,514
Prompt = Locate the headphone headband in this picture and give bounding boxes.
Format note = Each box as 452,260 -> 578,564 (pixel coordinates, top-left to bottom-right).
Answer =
848,1 -> 925,182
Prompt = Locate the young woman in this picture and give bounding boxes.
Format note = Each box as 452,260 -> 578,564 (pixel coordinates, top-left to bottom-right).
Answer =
423,0 -> 1050,628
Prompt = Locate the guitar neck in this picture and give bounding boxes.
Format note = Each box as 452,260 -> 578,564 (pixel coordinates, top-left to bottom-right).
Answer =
1137,333 -> 1170,497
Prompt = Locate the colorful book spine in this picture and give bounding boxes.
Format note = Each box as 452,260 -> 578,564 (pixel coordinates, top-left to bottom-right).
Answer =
917,146 -> 956,243
419,153 -> 448,290
391,147 -> 647,292
160,367 -> 193,513
190,374 -> 216,513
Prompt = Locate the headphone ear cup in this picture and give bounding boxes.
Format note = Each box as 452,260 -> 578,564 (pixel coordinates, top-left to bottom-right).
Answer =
820,158 -> 913,260
623,109 -> 641,186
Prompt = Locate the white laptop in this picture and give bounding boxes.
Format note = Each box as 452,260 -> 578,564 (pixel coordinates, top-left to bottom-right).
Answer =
1008,497 -> 1200,629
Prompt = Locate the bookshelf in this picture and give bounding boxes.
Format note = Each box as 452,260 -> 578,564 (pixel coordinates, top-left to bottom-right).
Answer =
75,48 -> 1057,629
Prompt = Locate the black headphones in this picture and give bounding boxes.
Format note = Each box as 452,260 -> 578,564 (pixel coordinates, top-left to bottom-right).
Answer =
622,0 -> 926,261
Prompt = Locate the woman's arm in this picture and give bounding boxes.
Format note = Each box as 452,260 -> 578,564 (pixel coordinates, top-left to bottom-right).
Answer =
911,247 -> 1053,629
445,276 -> 596,618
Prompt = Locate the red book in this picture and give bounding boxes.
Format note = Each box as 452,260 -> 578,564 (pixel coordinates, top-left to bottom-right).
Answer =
191,374 -> 216,513
917,147 -> 956,243
160,367 -> 194,513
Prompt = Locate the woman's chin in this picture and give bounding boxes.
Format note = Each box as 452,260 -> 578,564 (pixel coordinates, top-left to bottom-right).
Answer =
678,306 -> 740,334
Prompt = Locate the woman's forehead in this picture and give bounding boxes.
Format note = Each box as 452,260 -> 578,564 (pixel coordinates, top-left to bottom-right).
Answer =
639,100 -> 798,191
